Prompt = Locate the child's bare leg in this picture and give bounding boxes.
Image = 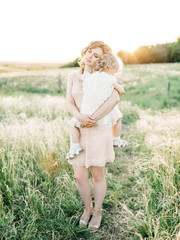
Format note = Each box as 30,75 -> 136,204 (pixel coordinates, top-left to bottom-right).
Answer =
113,118 -> 128,147
113,118 -> 122,137
70,126 -> 80,144
66,126 -> 83,160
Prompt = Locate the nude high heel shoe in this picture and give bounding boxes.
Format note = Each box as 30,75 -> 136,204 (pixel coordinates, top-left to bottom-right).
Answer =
79,207 -> 93,228
88,209 -> 102,230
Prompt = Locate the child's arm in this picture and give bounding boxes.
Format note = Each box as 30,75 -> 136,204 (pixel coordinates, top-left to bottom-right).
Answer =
113,82 -> 125,96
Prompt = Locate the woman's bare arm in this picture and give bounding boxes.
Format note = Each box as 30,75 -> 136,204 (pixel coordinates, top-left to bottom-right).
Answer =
113,82 -> 125,96
66,72 -> 96,125
66,73 -> 81,119
90,89 -> 120,121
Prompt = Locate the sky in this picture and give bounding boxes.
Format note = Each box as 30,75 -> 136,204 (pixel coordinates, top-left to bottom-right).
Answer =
0,0 -> 180,63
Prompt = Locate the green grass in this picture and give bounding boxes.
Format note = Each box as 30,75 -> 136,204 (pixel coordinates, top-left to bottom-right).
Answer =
118,63 -> 180,110
0,74 -> 67,96
0,63 -> 179,239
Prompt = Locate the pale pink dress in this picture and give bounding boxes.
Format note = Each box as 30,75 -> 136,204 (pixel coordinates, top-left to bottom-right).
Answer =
68,70 -> 115,169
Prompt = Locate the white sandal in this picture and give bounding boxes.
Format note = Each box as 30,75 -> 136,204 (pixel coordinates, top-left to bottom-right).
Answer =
113,139 -> 128,148
66,145 -> 83,160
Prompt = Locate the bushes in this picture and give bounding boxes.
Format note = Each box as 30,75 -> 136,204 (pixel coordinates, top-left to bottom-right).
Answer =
59,58 -> 79,68
168,38 -> 180,62
118,37 -> 180,64
57,38 -> 180,67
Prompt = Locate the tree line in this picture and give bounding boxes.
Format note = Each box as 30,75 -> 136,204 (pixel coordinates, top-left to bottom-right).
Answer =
60,37 -> 180,68
117,37 -> 180,64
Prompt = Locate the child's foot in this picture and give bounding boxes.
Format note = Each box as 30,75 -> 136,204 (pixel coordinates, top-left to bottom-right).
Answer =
113,139 -> 128,148
66,145 -> 83,160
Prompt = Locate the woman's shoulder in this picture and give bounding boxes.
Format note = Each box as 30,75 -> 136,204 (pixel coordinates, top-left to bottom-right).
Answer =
68,70 -> 82,81
68,70 -> 78,78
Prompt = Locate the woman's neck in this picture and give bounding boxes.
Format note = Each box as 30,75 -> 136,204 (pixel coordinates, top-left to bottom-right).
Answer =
84,65 -> 92,73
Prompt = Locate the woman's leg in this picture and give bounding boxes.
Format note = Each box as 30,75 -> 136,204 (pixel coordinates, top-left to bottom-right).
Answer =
90,166 -> 106,212
88,166 -> 106,229
72,165 -> 93,226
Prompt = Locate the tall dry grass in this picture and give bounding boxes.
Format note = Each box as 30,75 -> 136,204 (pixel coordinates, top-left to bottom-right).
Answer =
124,108 -> 180,240
0,95 -> 70,173
0,64 -> 179,239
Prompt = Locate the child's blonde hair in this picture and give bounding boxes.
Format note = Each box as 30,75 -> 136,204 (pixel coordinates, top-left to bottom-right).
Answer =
93,53 -> 121,74
78,41 -> 112,73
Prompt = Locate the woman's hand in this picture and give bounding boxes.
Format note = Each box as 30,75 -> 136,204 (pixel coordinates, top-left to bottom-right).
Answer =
77,114 -> 96,127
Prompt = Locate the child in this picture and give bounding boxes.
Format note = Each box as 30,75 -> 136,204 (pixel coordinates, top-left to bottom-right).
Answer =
66,53 -> 127,160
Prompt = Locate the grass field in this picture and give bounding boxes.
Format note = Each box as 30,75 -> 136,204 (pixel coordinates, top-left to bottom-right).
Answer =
0,63 -> 179,239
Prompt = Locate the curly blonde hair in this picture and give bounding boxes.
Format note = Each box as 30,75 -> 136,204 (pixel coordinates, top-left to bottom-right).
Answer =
93,53 -> 120,74
78,40 -> 112,73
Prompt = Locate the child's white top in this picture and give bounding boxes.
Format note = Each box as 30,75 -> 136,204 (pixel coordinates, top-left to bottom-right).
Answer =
81,71 -> 117,115
79,71 -> 121,128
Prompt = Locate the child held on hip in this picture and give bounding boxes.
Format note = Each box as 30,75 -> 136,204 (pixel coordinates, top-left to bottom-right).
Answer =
66,53 -> 127,160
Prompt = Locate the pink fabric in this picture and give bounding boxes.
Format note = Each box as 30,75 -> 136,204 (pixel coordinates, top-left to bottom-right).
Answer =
68,126 -> 115,168
68,70 -> 115,168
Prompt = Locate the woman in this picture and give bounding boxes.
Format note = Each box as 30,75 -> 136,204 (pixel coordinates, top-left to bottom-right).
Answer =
66,40 -> 120,230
